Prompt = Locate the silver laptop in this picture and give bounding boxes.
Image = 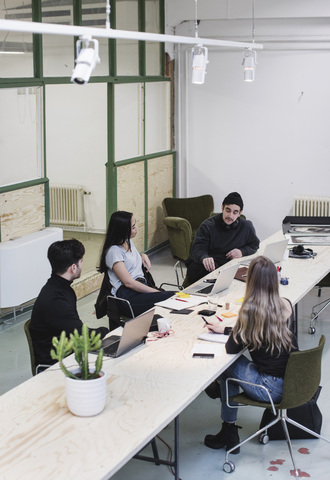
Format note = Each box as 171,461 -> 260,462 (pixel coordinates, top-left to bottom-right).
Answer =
241,239 -> 289,266
99,308 -> 154,358
184,264 -> 239,297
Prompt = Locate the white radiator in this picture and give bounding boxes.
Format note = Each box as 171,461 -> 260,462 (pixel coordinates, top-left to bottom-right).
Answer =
294,195 -> 330,217
50,184 -> 89,227
0,228 -> 63,308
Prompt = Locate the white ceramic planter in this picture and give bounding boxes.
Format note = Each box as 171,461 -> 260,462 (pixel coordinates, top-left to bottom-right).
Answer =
65,368 -> 107,417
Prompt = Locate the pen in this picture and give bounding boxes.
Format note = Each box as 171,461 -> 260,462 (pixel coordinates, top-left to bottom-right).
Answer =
202,316 -> 210,325
216,315 -> 223,322
176,298 -> 188,302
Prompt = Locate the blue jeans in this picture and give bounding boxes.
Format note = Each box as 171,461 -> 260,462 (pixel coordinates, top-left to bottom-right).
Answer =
116,285 -> 176,317
219,355 -> 284,423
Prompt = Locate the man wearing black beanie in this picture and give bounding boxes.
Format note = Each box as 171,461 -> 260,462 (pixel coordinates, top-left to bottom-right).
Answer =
186,192 -> 259,284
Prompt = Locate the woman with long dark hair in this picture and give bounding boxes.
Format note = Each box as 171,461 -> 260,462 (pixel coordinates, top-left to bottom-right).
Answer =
203,255 -> 298,453
99,211 -> 175,316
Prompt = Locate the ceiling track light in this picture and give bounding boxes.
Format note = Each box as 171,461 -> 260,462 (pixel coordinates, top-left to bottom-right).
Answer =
71,35 -> 100,85
192,45 -> 208,84
243,48 -> 257,82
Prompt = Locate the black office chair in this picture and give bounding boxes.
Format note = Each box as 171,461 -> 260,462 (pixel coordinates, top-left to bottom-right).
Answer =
309,273 -> 330,334
24,319 -> 50,375
160,260 -> 185,291
223,335 -> 329,477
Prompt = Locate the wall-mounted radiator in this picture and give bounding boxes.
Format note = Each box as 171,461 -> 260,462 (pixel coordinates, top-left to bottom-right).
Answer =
50,184 -> 89,227
0,227 -> 63,308
294,195 -> 330,217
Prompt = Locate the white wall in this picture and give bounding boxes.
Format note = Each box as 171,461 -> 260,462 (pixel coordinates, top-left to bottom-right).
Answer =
166,0 -> 330,240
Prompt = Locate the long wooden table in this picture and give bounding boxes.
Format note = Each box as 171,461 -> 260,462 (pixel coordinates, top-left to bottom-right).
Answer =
1,231 -> 329,480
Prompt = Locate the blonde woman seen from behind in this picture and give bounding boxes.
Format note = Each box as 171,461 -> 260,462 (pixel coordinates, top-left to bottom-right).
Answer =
203,255 -> 298,454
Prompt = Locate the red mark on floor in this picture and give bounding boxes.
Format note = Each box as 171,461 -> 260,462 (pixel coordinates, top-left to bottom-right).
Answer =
298,447 -> 310,455
290,469 -> 310,478
270,459 -> 285,465
267,466 -> 278,471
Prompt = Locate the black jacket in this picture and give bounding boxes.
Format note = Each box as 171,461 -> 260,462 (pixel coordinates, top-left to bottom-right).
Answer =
30,273 -> 109,367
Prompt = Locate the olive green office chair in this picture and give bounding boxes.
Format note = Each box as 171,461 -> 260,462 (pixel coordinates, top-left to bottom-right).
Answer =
223,335 -> 329,477
24,319 -> 50,375
162,195 -> 215,261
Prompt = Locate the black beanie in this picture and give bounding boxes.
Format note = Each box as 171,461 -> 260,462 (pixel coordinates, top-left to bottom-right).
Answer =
222,192 -> 244,210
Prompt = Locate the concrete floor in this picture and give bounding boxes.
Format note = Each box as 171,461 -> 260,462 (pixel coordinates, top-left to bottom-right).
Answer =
1,247 -> 330,479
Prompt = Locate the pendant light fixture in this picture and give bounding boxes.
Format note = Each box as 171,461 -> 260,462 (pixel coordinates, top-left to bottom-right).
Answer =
191,0 -> 208,84
242,1 -> 257,82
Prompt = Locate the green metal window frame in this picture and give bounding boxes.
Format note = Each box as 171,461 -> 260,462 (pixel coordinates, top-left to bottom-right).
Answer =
0,0 -> 175,250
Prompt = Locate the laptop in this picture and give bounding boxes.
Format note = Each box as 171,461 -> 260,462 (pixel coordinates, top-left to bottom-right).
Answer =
98,308 -> 154,358
184,263 -> 239,297
241,239 -> 289,266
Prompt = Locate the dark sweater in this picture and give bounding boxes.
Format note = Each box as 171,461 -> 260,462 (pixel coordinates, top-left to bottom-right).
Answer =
190,214 -> 259,267
30,273 -> 109,367
225,327 -> 298,378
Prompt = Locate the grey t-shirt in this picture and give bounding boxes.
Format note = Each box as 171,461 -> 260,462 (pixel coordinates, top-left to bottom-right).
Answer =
105,240 -> 144,295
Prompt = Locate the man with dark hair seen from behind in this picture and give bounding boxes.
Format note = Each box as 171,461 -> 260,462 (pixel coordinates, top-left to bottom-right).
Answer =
30,239 -> 109,371
186,192 -> 260,284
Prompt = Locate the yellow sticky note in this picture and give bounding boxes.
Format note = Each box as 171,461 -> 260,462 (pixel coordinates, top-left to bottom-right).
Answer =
176,292 -> 190,298
222,312 -> 237,318
235,297 -> 244,304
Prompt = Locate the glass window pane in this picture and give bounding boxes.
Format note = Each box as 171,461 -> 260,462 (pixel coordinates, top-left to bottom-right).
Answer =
145,0 -> 161,75
0,87 -> 43,187
42,0 -> 74,77
145,0 -> 160,33
146,42 -> 161,75
82,0 -> 109,76
46,83 -> 107,231
116,0 -> 139,76
115,83 -> 143,161
145,82 -> 170,155
0,1 -> 33,78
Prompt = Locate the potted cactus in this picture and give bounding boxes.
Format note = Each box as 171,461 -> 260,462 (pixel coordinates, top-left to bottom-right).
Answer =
51,323 -> 107,417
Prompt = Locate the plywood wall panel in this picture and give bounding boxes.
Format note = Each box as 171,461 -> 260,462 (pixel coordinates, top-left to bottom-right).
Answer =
147,155 -> 173,249
0,184 -> 45,242
117,162 -> 145,252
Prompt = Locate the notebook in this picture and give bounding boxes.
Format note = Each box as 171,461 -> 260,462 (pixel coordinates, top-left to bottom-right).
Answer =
184,263 -> 239,297
98,308 -> 154,358
240,239 -> 289,266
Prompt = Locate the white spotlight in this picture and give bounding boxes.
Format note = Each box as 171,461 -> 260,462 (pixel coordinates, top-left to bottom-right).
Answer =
71,35 -> 100,85
192,45 -> 208,84
242,48 -> 257,82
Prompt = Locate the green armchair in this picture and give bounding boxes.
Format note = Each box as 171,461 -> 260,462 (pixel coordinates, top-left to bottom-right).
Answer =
162,195 -> 215,261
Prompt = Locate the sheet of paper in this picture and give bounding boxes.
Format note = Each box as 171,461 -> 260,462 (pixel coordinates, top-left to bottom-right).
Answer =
155,295 -> 206,310
198,332 -> 229,343
192,343 -> 224,356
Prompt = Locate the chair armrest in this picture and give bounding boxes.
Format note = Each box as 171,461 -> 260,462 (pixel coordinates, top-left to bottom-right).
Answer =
225,377 -> 277,416
163,216 -> 192,235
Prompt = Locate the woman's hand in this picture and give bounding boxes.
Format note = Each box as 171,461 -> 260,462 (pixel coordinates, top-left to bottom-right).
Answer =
203,318 -> 226,334
141,253 -> 151,272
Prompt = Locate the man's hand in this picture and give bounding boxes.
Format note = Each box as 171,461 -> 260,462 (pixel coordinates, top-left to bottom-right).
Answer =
226,248 -> 242,260
202,257 -> 216,272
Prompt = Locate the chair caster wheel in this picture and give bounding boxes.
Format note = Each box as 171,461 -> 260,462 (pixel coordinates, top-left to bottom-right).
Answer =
309,326 -> 316,335
223,461 -> 235,473
258,433 -> 269,444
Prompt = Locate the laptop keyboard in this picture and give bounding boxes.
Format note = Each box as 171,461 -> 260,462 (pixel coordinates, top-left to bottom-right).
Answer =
103,341 -> 119,356
196,284 -> 213,295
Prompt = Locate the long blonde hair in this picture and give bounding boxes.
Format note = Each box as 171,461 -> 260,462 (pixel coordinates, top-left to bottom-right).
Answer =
232,256 -> 293,354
